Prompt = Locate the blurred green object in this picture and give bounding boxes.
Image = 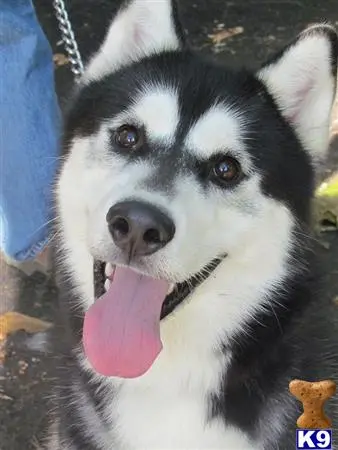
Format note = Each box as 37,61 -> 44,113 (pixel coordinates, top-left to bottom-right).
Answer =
313,173 -> 338,233
316,174 -> 338,198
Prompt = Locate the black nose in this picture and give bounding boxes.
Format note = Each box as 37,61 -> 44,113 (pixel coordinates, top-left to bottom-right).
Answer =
106,201 -> 175,257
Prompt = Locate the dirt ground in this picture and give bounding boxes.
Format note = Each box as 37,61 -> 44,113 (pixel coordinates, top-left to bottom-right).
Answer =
1,1 -> 338,449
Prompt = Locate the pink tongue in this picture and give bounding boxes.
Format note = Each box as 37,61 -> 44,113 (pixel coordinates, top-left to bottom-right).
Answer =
83,266 -> 169,378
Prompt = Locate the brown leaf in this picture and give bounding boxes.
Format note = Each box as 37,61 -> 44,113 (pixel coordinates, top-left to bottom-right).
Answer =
0,312 -> 52,341
53,53 -> 69,67
208,26 -> 244,44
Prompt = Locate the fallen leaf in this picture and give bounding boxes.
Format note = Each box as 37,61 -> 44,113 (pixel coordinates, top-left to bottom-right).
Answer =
53,53 -> 69,67
0,312 -> 52,341
208,26 -> 244,44
0,392 -> 13,401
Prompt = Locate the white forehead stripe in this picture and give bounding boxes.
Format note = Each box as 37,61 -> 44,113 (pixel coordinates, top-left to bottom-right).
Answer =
132,87 -> 179,144
185,105 -> 244,157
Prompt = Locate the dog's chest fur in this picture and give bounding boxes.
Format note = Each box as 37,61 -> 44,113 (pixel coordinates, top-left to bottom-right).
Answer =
114,393 -> 253,450
101,350 -> 256,450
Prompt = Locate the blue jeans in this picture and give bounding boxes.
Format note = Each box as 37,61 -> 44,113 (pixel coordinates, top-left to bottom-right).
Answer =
0,0 -> 61,260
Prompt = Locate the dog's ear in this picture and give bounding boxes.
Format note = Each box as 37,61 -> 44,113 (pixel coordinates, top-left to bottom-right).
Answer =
257,25 -> 338,163
84,0 -> 185,82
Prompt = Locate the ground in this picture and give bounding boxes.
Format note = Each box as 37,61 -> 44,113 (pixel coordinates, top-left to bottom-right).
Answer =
1,1 -> 338,449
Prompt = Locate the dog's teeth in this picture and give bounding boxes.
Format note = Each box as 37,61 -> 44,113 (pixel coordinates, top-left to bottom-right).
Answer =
105,263 -> 114,278
167,283 -> 174,295
104,279 -> 111,292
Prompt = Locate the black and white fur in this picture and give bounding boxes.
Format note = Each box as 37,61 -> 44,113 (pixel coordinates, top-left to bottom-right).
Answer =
52,1 -> 338,448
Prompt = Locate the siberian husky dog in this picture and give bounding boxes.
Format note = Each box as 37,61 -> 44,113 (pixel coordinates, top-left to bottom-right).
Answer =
53,0 -> 338,448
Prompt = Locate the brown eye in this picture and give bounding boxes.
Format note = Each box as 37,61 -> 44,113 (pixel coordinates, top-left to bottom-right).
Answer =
212,157 -> 241,185
115,125 -> 140,149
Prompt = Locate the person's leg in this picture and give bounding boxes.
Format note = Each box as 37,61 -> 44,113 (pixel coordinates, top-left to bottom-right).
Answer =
0,0 -> 61,264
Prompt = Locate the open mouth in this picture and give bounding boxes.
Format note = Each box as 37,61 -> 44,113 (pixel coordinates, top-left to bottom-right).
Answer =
83,256 -> 225,379
93,257 -> 224,319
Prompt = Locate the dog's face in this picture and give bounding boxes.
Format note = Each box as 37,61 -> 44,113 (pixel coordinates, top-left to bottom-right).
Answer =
56,0 -> 337,377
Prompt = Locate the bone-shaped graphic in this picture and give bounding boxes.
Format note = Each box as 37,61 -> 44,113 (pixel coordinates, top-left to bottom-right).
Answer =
289,379 -> 336,429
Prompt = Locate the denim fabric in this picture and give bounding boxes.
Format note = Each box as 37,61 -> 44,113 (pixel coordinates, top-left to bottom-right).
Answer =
0,0 -> 61,260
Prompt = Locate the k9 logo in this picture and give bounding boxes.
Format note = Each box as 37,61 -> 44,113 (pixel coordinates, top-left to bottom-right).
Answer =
296,429 -> 332,449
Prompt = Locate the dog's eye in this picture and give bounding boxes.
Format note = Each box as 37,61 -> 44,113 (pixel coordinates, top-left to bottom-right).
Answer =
212,157 -> 241,185
115,125 -> 141,149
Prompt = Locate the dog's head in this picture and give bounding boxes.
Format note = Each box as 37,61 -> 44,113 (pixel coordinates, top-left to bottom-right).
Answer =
56,0 -> 337,378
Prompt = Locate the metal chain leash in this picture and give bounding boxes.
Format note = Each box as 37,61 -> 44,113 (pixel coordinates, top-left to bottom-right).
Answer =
52,0 -> 84,81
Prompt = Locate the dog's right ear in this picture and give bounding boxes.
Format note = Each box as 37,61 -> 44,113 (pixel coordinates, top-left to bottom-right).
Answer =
83,0 -> 185,82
